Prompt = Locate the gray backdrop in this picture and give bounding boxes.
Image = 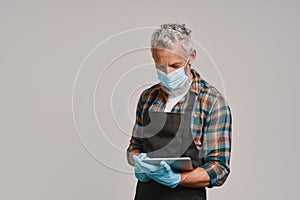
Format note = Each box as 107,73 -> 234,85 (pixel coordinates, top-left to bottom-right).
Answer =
1,0 -> 299,199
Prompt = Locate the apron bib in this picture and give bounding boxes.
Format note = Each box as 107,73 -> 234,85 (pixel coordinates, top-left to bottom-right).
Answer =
134,91 -> 206,200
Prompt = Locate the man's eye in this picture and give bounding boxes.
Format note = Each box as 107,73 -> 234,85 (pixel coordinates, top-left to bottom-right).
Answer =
171,64 -> 180,68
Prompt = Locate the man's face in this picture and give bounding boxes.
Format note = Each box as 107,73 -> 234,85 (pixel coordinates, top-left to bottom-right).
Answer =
152,47 -> 189,74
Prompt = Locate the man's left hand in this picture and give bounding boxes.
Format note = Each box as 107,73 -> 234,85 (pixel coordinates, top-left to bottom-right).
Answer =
137,158 -> 181,188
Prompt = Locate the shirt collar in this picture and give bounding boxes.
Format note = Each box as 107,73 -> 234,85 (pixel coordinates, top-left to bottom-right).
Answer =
190,68 -> 201,95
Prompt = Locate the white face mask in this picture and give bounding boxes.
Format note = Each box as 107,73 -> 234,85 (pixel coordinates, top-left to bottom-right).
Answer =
156,58 -> 189,90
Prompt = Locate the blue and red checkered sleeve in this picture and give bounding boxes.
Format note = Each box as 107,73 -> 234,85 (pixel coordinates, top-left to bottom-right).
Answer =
200,95 -> 232,187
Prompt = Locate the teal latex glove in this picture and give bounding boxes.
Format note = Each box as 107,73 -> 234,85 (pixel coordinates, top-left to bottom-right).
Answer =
132,153 -> 151,182
148,160 -> 181,188
136,157 -> 181,188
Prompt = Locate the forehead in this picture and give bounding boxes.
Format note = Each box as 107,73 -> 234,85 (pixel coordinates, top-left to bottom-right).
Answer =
152,47 -> 186,63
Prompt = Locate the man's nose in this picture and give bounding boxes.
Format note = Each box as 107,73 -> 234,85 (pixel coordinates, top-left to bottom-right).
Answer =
163,66 -> 172,74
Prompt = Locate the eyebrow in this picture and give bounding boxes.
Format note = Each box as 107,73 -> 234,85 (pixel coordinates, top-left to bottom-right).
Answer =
155,59 -> 183,67
156,62 -> 181,68
166,60 -> 181,64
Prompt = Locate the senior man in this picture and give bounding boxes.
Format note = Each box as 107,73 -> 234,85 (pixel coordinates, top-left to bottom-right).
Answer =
126,23 -> 232,200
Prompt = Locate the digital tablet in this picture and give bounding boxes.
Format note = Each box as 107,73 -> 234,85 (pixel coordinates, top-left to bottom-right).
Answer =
142,157 -> 193,172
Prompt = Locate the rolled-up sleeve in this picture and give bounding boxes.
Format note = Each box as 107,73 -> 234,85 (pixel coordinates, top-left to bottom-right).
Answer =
127,124 -> 143,153
200,95 -> 232,187
126,91 -> 145,155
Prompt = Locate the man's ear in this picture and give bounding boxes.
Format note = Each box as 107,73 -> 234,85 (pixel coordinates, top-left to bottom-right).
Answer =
188,49 -> 196,66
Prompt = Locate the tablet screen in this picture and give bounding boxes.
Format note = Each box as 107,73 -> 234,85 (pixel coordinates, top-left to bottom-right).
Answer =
142,157 -> 193,172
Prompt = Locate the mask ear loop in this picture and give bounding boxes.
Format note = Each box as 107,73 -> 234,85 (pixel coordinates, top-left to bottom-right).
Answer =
185,56 -> 190,67
184,56 -> 193,81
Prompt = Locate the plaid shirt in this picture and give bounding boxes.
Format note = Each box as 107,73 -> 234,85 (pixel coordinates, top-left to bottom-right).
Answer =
127,68 -> 232,187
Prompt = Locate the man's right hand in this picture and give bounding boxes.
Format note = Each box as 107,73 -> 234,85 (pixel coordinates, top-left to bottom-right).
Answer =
132,153 -> 151,182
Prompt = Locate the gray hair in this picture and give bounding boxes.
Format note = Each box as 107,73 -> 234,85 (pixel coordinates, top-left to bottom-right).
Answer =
150,23 -> 193,57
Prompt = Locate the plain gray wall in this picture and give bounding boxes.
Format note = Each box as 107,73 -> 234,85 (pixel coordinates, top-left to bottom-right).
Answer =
1,0 -> 299,199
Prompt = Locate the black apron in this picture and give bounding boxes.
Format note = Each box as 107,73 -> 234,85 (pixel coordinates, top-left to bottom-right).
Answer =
134,91 -> 206,200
